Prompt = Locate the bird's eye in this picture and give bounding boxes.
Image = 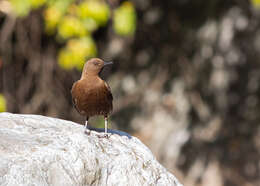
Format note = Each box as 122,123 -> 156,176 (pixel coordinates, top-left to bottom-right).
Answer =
93,62 -> 99,66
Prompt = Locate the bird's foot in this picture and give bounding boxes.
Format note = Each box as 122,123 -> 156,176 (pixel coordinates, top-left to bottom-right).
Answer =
84,129 -> 91,135
97,133 -> 111,139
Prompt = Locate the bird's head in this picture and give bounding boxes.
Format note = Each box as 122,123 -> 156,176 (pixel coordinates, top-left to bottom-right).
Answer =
81,58 -> 113,78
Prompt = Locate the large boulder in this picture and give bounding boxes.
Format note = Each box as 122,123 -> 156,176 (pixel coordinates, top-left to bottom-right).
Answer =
0,112 -> 182,186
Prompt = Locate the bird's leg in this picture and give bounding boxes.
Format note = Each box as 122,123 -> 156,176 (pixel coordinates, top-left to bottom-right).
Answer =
101,115 -> 111,138
104,116 -> 108,134
85,116 -> 90,135
96,116 -> 111,138
85,116 -> 89,129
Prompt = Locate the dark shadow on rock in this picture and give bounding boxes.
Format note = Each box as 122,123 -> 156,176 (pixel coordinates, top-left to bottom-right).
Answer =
87,126 -> 132,139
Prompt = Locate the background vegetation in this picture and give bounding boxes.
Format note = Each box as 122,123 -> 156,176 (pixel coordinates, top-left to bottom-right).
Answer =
1,0 -> 260,185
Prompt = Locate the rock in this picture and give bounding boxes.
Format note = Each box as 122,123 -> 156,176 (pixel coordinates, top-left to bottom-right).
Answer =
0,112 -> 183,186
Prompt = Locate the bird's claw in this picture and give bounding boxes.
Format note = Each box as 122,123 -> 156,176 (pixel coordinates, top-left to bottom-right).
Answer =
97,133 -> 111,139
84,129 -> 91,135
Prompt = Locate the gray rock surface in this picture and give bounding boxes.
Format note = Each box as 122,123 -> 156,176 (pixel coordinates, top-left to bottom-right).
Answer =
0,112 -> 182,186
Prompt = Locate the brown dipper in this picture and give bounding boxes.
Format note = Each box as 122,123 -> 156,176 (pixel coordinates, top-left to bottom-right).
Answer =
71,58 -> 113,135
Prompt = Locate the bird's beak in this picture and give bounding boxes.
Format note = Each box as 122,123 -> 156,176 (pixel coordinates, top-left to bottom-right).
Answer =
104,61 -> 113,66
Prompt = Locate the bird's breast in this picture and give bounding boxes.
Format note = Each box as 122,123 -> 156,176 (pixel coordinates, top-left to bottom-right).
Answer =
71,78 -> 113,117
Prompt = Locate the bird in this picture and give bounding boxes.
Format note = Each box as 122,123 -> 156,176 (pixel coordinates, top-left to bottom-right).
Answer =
71,58 -> 113,136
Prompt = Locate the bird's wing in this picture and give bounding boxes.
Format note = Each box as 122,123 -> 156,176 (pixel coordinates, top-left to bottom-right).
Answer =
103,82 -> 113,114
104,82 -> 113,101
71,82 -> 81,113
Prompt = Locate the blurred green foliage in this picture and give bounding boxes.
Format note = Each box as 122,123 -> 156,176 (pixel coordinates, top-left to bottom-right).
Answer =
94,116 -> 111,129
77,1 -> 110,26
10,0 -> 30,17
58,16 -> 88,38
114,2 -> 136,36
0,94 -> 6,112
252,0 -> 260,8
9,0 -> 136,70
58,37 -> 97,70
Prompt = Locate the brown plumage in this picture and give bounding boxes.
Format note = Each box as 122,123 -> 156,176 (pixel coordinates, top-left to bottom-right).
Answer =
71,58 -> 113,135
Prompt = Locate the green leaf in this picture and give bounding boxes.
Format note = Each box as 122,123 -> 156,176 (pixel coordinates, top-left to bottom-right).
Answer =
58,37 -> 97,70
46,0 -> 73,13
58,49 -> 75,70
113,1 -> 136,36
44,6 -> 63,33
58,16 -> 88,39
252,0 -> 260,8
77,1 -> 110,26
0,94 -> 6,112
10,0 -> 32,17
30,0 -> 46,9
82,17 -> 98,32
